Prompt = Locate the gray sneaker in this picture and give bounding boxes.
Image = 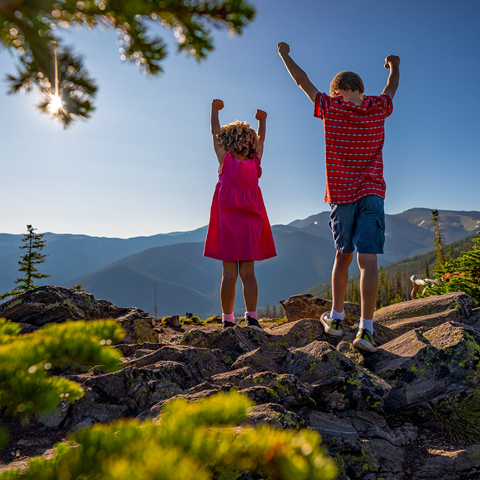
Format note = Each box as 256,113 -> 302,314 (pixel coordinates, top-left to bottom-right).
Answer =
320,312 -> 344,337
352,328 -> 378,353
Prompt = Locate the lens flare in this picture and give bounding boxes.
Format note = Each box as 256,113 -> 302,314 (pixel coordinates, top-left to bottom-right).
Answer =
48,94 -> 63,114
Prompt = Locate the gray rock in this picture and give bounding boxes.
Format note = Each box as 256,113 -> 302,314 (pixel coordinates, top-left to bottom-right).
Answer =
366,321 -> 480,410
36,400 -> 70,429
286,341 -> 391,410
280,293 -> 361,326
412,445 -> 480,480
164,315 -> 180,327
242,403 -> 304,430
374,292 -> 475,328
231,347 -> 285,373
0,285 -> 157,343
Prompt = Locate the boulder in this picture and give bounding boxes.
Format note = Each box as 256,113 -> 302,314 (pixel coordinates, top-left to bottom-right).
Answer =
230,347 -> 285,373
374,292 -> 475,329
180,325 -> 269,364
412,445 -> 480,480
366,321 -> 480,410
123,345 -> 229,380
241,403 -> 304,430
0,285 -> 157,343
286,341 -> 391,410
164,315 -> 180,327
280,293 -> 360,326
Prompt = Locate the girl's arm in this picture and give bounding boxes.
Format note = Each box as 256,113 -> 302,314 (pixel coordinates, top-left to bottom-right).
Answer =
255,109 -> 267,160
211,99 -> 226,165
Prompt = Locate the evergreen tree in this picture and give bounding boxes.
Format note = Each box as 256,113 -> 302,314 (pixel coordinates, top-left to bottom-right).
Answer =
0,225 -> 51,300
386,276 -> 394,305
376,282 -> 382,310
378,266 -> 386,307
448,244 -> 455,262
432,209 -> 446,269
425,258 -> 430,278
0,0 -> 255,127
264,304 -> 271,318
352,279 -> 360,304
324,284 -> 332,300
271,304 -> 277,319
395,269 -> 403,300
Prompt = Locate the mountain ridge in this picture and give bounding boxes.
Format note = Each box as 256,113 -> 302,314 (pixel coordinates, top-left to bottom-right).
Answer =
1,208 -> 479,316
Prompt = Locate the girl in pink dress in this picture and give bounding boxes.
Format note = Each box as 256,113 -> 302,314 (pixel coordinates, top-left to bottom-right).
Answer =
204,99 -> 277,328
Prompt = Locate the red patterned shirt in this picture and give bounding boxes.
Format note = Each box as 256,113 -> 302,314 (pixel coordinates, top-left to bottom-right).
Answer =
314,92 -> 393,204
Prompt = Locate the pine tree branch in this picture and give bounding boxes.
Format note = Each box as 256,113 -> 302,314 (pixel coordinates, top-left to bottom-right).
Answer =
0,0 -> 255,127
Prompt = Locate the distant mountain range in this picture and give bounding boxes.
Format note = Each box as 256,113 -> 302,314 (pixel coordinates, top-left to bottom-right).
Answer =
1,208 -> 479,316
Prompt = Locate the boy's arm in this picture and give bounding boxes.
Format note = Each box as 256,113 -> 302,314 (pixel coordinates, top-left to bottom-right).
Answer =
278,42 -> 319,104
211,99 -> 227,165
255,109 -> 267,160
382,55 -> 400,100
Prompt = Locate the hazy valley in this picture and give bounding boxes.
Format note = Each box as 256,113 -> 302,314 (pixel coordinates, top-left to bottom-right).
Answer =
1,208 -> 479,316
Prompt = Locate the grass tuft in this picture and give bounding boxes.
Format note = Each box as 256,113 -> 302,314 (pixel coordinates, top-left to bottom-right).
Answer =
430,390 -> 480,444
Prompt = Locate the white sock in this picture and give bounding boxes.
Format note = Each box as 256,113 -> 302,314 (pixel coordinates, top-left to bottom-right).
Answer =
222,313 -> 235,324
359,318 -> 374,334
330,308 -> 345,321
245,310 -> 257,320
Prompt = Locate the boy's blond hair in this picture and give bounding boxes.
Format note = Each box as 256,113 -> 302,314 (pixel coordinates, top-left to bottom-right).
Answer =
217,121 -> 259,159
330,71 -> 364,96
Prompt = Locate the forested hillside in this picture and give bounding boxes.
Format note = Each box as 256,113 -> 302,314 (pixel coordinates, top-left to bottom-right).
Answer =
307,234 -> 477,308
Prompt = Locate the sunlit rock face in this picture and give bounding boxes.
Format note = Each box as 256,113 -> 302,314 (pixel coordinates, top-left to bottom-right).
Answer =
280,293 -> 361,326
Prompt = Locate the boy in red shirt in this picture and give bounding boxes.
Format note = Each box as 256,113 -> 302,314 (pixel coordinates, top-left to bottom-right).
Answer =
278,42 -> 400,352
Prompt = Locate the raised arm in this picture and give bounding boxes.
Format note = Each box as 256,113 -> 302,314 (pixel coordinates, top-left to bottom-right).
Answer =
255,109 -> 267,160
211,99 -> 227,165
278,42 -> 319,104
382,55 -> 400,100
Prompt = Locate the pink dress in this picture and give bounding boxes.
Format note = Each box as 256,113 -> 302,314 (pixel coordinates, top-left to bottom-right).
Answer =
204,151 -> 277,262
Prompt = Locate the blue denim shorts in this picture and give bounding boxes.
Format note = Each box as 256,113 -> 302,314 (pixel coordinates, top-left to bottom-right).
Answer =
329,195 -> 385,254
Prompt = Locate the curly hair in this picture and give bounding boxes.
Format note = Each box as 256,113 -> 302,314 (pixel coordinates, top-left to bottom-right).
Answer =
330,71 -> 364,96
217,121 -> 259,159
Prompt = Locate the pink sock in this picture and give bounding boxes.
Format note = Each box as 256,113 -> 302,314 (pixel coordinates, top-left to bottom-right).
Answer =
222,313 -> 235,324
245,310 -> 257,319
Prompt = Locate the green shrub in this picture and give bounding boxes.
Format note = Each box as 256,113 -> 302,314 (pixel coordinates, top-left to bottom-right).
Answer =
190,315 -> 204,325
0,318 -> 124,445
0,390 -> 337,480
423,232 -> 480,304
180,316 -> 205,326
204,316 -> 220,324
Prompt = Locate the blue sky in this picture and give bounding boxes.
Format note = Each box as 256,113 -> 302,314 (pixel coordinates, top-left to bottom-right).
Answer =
1,0 -> 479,238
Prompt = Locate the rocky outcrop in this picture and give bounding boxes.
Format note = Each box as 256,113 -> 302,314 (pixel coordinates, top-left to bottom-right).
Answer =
374,292 -> 475,333
280,293 -> 361,326
0,286 -> 158,343
2,290 -> 480,479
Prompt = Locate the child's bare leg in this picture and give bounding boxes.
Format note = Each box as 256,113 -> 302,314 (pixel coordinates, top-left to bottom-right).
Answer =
221,261 -> 238,314
357,253 -> 378,320
239,261 -> 257,312
332,251 -> 353,314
